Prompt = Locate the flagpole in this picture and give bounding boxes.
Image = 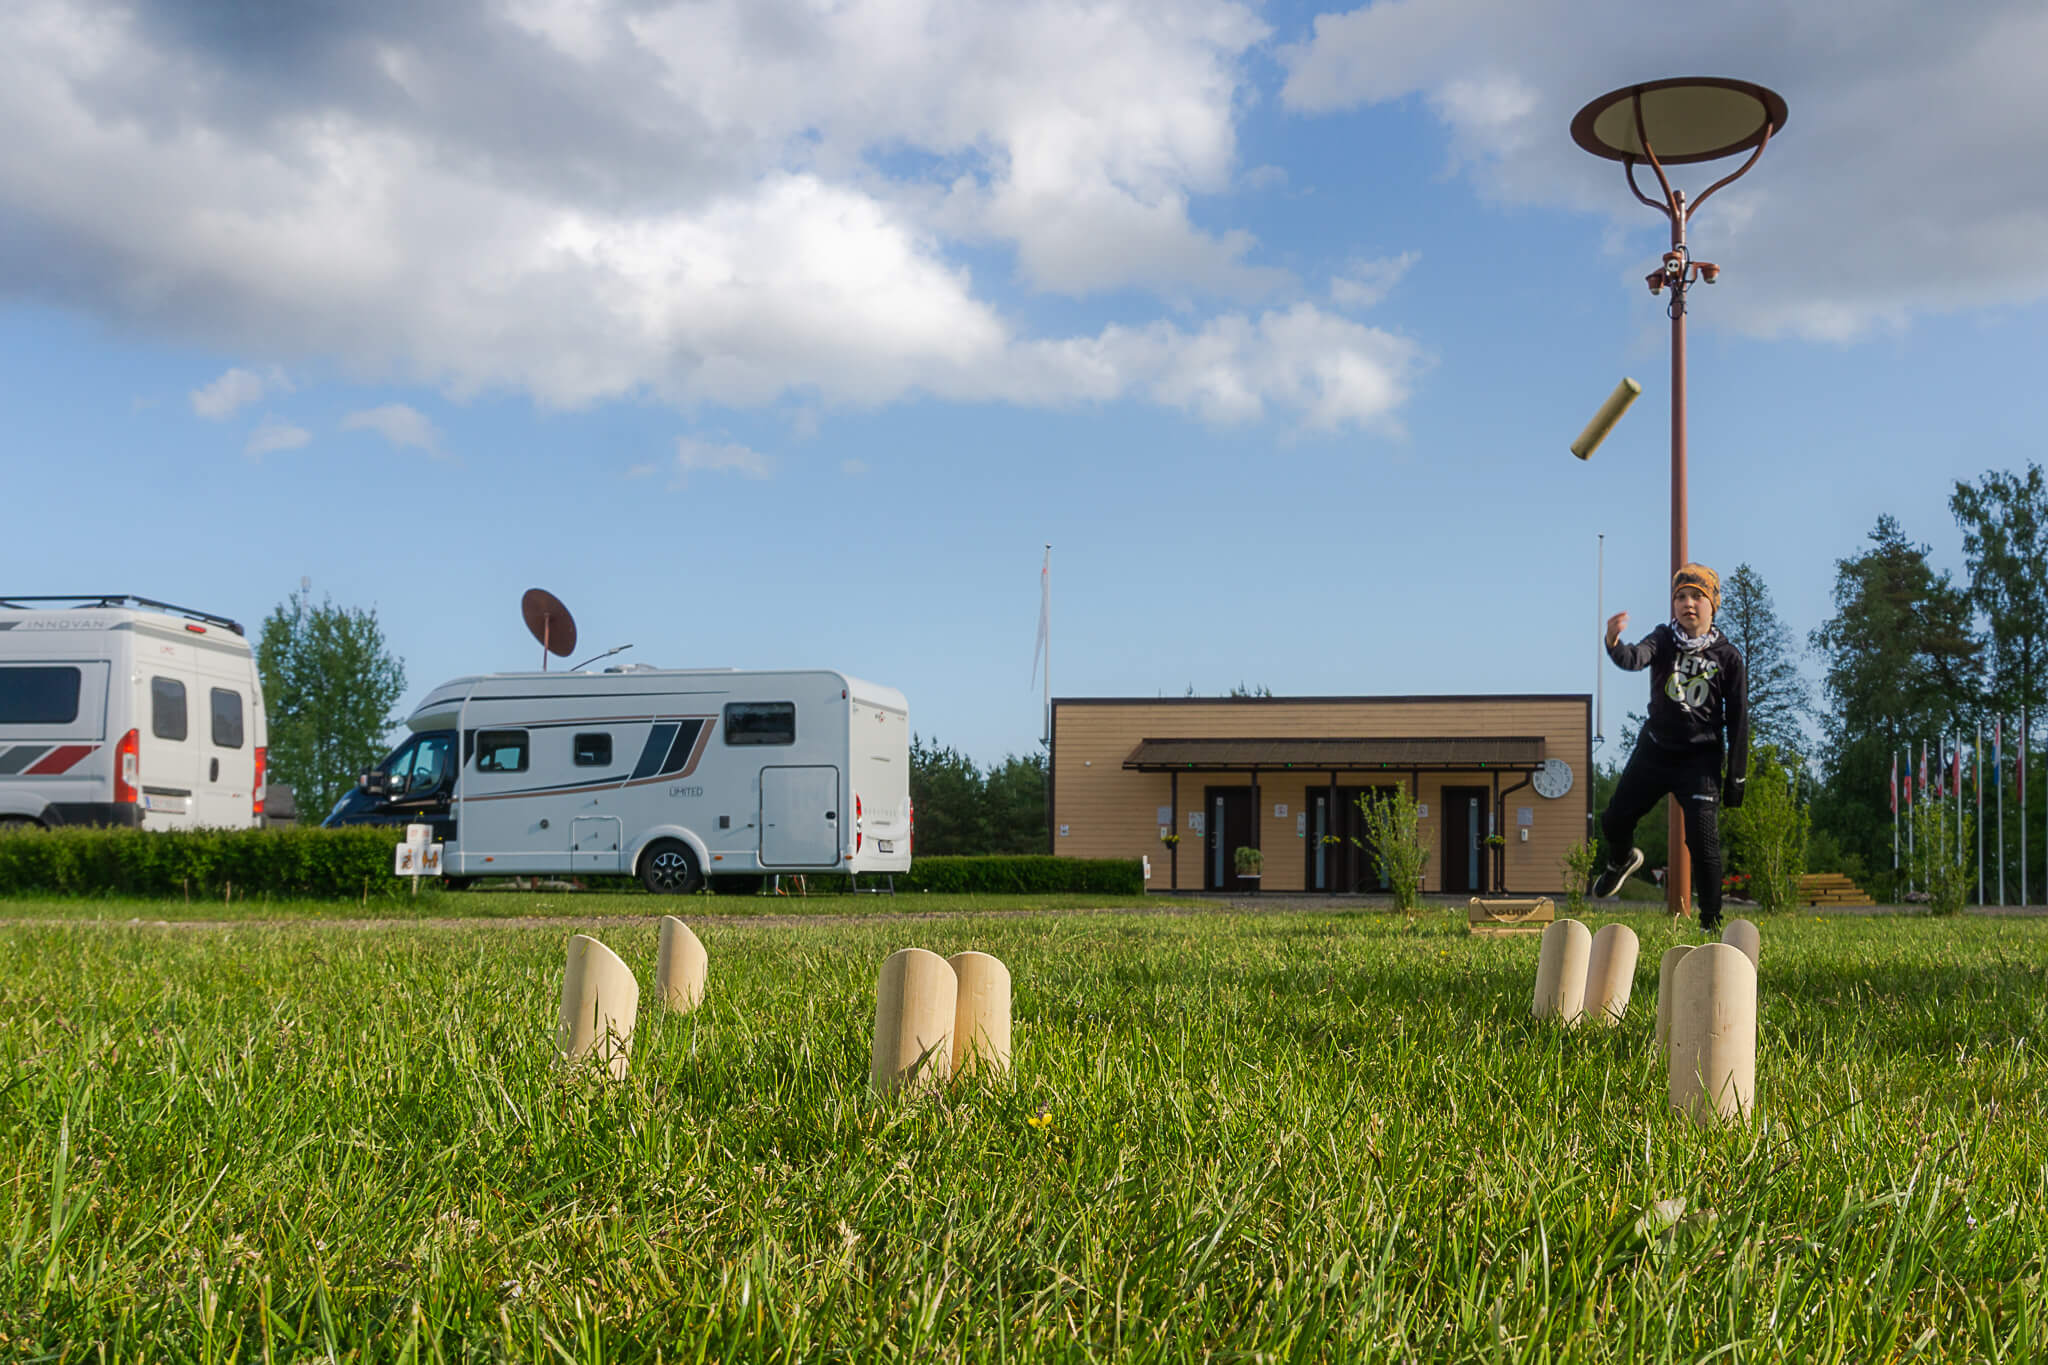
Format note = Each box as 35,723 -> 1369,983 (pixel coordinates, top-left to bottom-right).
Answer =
1978,722 -> 1985,906
1997,720 -> 2006,906
1042,544 -> 1051,747
1595,533 -> 1605,747
1907,745 -> 1916,895
1891,748 -> 1899,891
2022,721 -> 2029,907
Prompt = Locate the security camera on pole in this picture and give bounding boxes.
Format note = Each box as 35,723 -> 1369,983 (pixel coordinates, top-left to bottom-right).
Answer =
1572,78 -> 1787,921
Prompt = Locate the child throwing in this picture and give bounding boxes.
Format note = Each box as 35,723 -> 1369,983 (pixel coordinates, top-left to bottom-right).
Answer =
1592,563 -> 1749,932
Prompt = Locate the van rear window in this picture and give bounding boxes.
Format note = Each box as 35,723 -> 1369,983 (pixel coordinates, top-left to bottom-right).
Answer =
724,701 -> 795,746
210,689 -> 244,749
151,676 -> 188,741
0,666 -> 81,725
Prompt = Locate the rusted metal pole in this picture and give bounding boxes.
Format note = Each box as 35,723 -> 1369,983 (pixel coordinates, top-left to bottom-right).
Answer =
1668,191 -> 1691,922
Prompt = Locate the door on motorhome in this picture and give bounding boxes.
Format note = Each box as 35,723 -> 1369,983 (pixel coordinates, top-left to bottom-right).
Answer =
140,671 -> 201,828
196,683 -> 250,827
760,766 -> 840,866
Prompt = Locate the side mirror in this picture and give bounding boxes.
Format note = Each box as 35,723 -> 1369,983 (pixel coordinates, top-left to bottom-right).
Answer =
360,770 -> 391,797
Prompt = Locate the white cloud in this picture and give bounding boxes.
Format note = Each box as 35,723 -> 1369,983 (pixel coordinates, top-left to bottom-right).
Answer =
672,437 -> 772,486
0,0 -> 1391,429
245,417 -> 310,458
841,458 -> 869,476
624,462 -> 657,479
1281,0 -> 2048,340
1331,252 -> 1419,310
342,404 -> 439,454
192,366 -> 288,419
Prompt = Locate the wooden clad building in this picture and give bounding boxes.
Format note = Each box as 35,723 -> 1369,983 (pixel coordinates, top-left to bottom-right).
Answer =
1051,695 -> 1592,895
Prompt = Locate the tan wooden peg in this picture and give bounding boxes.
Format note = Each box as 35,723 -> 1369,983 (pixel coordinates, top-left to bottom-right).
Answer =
1584,923 -> 1639,1025
870,948 -> 957,1095
1654,945 -> 1694,1054
947,951 -> 1012,1079
1668,943 -> 1758,1126
1720,918 -> 1761,970
656,916 -> 707,1012
1532,918 -> 1592,1025
557,934 -> 640,1081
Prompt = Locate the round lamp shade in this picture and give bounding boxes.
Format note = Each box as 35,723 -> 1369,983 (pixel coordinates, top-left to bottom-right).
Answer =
1572,77 -> 1787,165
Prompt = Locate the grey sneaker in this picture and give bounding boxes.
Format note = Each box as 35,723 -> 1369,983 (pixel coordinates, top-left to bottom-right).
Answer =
1592,847 -> 1645,900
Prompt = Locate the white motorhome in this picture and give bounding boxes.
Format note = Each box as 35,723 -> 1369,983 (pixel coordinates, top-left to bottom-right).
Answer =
325,667 -> 911,893
0,596 -> 268,830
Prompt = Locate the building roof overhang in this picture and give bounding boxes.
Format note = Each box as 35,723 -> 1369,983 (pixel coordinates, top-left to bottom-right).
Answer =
1122,736 -> 1547,772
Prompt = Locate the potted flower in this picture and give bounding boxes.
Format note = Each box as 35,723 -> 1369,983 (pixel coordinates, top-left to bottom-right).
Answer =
1233,846 -> 1263,883
1159,828 -> 1181,848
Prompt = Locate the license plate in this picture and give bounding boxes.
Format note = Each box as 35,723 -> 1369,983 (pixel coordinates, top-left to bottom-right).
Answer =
876,839 -> 894,853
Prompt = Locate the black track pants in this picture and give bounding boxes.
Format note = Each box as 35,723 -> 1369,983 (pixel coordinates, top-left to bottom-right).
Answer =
1600,739 -> 1725,927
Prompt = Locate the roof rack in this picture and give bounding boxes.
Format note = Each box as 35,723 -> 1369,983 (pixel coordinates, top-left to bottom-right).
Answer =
0,595 -> 246,636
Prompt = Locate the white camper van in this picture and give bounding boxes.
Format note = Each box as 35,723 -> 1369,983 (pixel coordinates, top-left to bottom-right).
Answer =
0,596 -> 268,830
325,667 -> 911,893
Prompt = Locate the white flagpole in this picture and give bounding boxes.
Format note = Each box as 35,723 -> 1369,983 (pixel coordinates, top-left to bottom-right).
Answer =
1979,722 -> 1986,906
1595,534 -> 1605,747
2023,719 -> 2029,907
1998,721 -> 2006,906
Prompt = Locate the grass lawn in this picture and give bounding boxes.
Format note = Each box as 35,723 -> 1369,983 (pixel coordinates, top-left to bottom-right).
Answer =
3,908 -> 2045,1360
0,888 -> 1159,924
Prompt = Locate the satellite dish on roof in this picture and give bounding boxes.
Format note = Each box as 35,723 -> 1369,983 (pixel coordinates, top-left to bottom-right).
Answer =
521,588 -> 578,671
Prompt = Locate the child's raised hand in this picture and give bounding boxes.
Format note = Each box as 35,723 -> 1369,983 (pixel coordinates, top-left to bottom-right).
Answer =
1606,611 -> 1629,646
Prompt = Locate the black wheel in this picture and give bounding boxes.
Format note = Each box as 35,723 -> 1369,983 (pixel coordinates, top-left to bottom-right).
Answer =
639,840 -> 702,895
709,874 -> 764,896
0,816 -> 45,834
442,877 -> 474,891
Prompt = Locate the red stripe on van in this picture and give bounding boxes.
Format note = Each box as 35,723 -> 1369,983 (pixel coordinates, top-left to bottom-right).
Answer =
24,744 -> 94,775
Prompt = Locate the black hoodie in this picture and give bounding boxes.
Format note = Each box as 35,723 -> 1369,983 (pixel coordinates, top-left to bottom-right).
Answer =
1608,624 -> 1750,806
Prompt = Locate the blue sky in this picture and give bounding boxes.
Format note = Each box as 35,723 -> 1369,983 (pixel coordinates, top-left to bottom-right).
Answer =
5,0 -> 2046,769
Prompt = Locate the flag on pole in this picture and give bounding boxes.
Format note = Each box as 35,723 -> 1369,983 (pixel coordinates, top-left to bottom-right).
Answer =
1921,741 -> 1929,802
1890,751 -> 1898,814
1954,742 -> 1963,800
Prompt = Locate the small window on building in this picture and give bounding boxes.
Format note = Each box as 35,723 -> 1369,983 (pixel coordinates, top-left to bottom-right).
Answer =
573,732 -> 613,767
151,676 -> 188,741
474,730 -> 529,773
723,701 -> 795,746
0,666 -> 81,725
210,688 -> 245,749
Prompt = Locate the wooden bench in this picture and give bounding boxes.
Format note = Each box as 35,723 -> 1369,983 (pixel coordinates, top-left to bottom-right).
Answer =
1797,872 -> 1874,908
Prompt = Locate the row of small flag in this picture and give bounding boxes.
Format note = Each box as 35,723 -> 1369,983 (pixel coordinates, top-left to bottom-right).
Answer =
1889,722 -> 2025,812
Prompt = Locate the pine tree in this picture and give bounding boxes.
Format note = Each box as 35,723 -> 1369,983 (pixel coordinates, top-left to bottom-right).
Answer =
1716,563 -> 1814,757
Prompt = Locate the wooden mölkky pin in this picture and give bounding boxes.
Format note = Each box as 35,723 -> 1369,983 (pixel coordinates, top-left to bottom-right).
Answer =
1584,923 -> 1640,1025
1654,945 -> 1694,1054
947,951 -> 1011,1079
557,934 -> 640,1080
1532,918 -> 1592,1025
1720,917 -> 1761,970
1668,942 -> 1757,1126
870,948 -> 957,1095
656,916 -> 707,1012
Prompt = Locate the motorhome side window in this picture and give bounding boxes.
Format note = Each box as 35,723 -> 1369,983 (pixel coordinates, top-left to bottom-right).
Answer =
210,688 -> 244,749
573,733 -> 612,766
474,730 -> 529,773
151,676 -> 188,741
0,666 -> 81,725
723,701 -> 795,745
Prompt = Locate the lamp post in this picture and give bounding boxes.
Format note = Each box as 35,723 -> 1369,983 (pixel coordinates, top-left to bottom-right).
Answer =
1572,77 -> 1787,922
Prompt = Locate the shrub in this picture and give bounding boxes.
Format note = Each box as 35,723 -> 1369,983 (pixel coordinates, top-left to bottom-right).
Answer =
1561,837 -> 1599,918
1906,798 -> 1974,917
1724,744 -> 1808,913
0,829 -> 1148,901
1354,784 -> 1427,913
0,826 -> 418,900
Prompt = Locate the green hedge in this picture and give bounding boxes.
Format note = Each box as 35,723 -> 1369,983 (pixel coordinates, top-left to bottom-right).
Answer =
0,827 -> 415,900
0,829 -> 1146,900
826,855 -> 1144,896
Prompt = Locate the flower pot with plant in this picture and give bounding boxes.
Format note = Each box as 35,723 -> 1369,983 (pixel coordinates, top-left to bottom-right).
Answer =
1233,846 -> 1263,880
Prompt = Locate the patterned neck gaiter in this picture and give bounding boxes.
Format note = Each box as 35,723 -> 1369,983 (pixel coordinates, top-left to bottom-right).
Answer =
1669,620 -> 1722,653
